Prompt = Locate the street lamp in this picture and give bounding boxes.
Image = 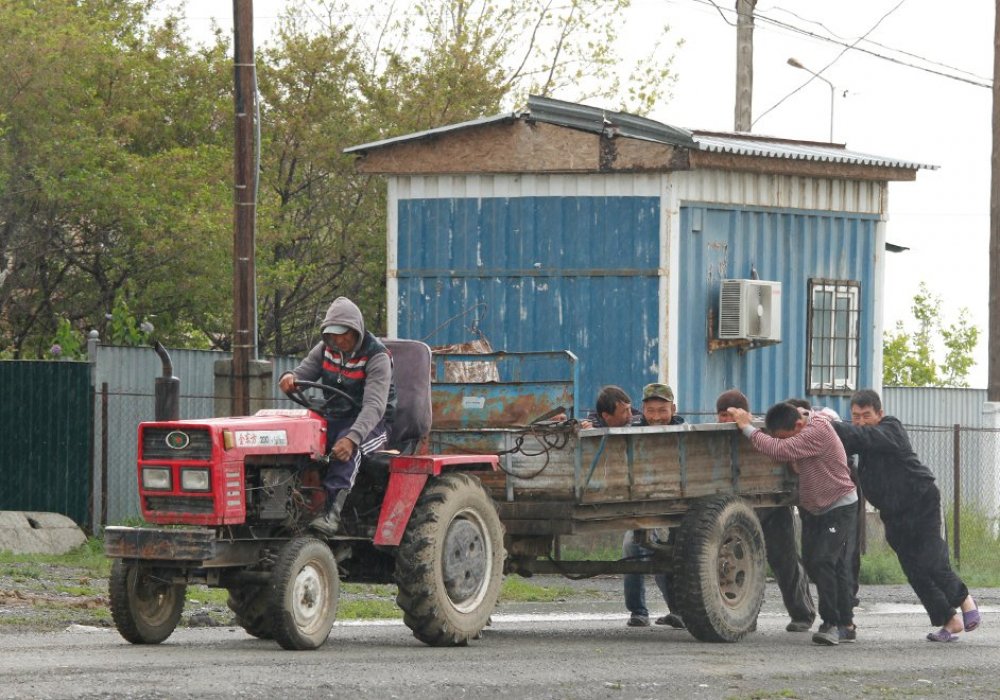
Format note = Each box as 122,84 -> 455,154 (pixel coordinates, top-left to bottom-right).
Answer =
787,57 -> 835,142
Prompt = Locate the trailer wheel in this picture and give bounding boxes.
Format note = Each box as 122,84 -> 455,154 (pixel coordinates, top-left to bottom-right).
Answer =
671,495 -> 765,643
108,559 -> 186,644
267,536 -> 339,650
227,584 -> 273,639
394,472 -> 505,646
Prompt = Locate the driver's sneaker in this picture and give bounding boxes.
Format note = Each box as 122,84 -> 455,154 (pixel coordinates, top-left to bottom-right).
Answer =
812,622 -> 839,646
839,624 -> 857,643
627,614 -> 650,627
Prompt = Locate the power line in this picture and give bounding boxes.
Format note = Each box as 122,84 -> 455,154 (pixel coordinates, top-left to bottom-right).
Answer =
687,0 -> 991,89
752,0 -> 909,128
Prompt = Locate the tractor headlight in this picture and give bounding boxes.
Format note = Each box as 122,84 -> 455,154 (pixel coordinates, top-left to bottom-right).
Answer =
180,468 -> 211,492
142,467 -> 171,491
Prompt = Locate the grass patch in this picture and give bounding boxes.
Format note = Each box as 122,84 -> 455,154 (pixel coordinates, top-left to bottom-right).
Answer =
725,691 -> 800,700
0,563 -> 43,581
187,586 -> 231,606
859,548 -> 906,585
500,576 -> 578,602
338,599 -> 401,620
342,583 -> 396,597
556,545 -> 621,562
54,584 -> 103,597
946,508 -> 1000,586
0,538 -> 110,578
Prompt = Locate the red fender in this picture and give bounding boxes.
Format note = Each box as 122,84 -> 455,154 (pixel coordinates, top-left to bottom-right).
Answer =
373,454 -> 499,546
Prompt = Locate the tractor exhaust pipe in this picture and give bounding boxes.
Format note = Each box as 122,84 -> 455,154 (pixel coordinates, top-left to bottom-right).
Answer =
152,340 -> 180,421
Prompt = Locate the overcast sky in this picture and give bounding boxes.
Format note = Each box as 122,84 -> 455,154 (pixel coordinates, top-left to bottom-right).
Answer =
177,0 -> 994,386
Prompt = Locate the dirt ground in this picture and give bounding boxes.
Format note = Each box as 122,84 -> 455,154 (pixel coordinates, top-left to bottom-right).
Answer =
3,560 -> 1000,700
1,557 -> 996,633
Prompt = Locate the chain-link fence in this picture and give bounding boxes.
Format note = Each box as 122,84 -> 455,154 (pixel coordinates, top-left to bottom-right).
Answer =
863,424 -> 1000,585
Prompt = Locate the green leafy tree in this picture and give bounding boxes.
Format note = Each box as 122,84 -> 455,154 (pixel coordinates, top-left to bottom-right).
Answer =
0,0 -> 231,356
1,0 -> 680,357
882,282 -> 980,387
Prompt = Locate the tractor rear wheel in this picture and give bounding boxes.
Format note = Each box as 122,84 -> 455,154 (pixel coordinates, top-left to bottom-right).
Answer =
227,584 -> 273,639
108,559 -> 186,644
266,536 -> 339,650
671,495 -> 765,643
394,472 -> 505,646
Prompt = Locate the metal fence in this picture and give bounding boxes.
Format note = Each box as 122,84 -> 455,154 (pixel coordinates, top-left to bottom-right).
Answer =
899,424 -> 1000,576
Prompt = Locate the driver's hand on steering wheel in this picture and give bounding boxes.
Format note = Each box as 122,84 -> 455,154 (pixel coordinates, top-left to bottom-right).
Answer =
330,436 -> 357,462
278,373 -> 297,393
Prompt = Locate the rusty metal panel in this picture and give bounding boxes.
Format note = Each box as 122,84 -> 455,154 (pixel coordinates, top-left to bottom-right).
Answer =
0,361 -> 92,527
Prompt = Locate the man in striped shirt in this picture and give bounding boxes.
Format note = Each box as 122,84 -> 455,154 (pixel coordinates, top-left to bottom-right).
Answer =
730,402 -> 858,646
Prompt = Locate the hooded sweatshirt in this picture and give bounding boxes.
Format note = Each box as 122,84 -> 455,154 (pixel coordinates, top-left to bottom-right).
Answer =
282,297 -> 396,446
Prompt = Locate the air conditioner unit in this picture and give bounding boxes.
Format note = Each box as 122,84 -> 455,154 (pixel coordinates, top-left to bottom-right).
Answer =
718,279 -> 782,341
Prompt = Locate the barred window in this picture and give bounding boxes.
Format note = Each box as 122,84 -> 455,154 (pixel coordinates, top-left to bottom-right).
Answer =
807,279 -> 860,395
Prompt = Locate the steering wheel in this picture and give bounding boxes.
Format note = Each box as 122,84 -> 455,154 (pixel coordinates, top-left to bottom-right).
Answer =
283,379 -> 361,413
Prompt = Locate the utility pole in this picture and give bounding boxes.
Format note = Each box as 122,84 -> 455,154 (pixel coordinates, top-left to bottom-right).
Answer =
232,0 -> 257,415
733,0 -> 757,132
990,0 -> 1000,401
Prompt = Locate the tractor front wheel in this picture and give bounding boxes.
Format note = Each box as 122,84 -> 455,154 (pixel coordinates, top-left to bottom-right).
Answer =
394,472 -> 506,646
266,536 -> 340,650
108,559 -> 186,644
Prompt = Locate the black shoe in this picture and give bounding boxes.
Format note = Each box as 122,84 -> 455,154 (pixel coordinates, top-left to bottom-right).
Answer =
309,490 -> 348,537
627,614 -> 650,627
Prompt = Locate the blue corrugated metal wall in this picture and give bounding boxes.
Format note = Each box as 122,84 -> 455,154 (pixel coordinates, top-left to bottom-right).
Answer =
677,204 -> 879,420
396,196 -> 660,414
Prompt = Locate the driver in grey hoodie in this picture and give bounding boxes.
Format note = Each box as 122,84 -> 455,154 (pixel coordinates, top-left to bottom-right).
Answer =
278,297 -> 396,536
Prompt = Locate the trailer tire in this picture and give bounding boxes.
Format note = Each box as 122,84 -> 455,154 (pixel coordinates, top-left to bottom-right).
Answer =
227,584 -> 273,639
267,536 -> 339,650
108,559 -> 186,645
671,495 -> 765,643
394,472 -> 505,646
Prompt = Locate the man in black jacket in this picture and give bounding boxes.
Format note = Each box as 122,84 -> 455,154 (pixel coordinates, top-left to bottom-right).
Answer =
832,389 -> 980,642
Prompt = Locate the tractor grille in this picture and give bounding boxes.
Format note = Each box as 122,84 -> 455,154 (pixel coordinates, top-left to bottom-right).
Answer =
145,495 -> 215,514
142,428 -> 213,460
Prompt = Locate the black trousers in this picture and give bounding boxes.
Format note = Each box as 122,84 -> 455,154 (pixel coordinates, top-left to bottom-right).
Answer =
882,483 -> 969,627
758,506 -> 816,624
801,502 -> 857,627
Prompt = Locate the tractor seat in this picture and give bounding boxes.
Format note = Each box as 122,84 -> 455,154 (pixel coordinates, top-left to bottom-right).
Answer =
355,338 -> 432,482
381,338 -> 432,454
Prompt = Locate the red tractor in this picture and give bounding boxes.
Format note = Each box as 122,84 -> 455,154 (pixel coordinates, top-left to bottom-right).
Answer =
104,340 -> 506,650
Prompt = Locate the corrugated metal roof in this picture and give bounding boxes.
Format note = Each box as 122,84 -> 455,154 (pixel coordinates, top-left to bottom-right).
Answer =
525,94 -> 696,146
344,94 -> 935,172
693,132 -> 937,171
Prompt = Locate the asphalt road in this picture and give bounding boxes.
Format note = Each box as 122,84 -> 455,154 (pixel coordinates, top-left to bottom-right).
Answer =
1,585 -> 997,700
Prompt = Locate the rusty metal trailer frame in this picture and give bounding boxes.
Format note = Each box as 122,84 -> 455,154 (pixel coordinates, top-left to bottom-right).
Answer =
429,350 -> 794,574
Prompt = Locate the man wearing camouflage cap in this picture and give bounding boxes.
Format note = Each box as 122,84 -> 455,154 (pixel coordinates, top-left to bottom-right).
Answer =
624,383 -> 686,628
